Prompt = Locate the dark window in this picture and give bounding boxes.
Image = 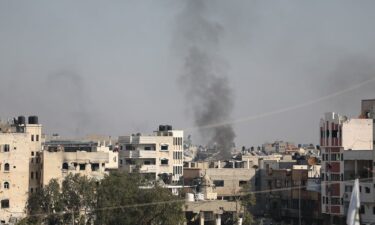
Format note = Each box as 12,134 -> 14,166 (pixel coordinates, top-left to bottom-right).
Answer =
239,181 -> 247,186
161,145 -> 168,151
326,130 -> 330,138
144,146 -> 151,150
373,206 -> 375,215
320,130 -> 324,138
4,182 -> 9,189
120,159 -> 123,165
332,130 -> 338,138
91,163 -> 100,171
79,164 -> 86,171
4,163 -> 9,171
31,151 -> 34,156
31,172 -> 34,179
161,159 -> 169,165
365,187 -> 370,193
4,145 -> 9,152
1,199 -> 9,208
213,180 -> 224,187
62,163 -> 69,170
360,205 -> 365,214
36,135 -> 39,142
31,135 -> 34,142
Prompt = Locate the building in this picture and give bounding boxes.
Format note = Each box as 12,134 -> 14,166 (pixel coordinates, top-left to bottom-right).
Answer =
0,116 -> 42,224
184,160 -> 257,199
41,140 -> 118,185
118,125 -> 183,184
320,99 -> 375,225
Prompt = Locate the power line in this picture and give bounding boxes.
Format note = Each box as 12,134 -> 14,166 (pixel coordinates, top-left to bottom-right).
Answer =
16,176 -> 373,218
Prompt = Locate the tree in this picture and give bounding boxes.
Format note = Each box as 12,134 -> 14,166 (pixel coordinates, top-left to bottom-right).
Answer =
21,175 -> 97,225
239,184 -> 256,225
95,172 -> 185,225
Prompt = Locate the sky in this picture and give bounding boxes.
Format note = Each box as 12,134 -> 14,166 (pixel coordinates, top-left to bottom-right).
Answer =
1,0 -> 375,147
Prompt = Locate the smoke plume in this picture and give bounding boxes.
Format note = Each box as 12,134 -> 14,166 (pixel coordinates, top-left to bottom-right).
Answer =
174,0 -> 235,159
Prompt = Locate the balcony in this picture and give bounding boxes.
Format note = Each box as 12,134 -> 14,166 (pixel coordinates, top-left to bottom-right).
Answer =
122,150 -> 156,158
139,165 -> 157,173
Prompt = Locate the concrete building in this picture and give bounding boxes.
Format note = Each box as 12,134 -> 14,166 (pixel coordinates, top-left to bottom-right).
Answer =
184,160 -> 257,199
320,99 -> 375,225
0,116 -> 42,224
41,140 -> 118,185
118,125 -> 183,184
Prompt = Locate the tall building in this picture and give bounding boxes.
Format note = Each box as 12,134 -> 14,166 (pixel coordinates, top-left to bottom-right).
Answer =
118,125 -> 183,184
0,116 -> 42,224
320,99 -> 375,224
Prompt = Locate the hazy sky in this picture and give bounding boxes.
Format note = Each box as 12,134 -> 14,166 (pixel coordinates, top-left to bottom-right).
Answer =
1,0 -> 375,146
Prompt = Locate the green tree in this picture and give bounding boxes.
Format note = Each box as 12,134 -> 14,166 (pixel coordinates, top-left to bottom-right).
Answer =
95,172 -> 184,225
240,184 -> 256,225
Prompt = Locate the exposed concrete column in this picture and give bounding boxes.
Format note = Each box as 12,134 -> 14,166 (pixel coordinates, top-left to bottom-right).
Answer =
200,212 -> 204,225
216,214 -> 221,225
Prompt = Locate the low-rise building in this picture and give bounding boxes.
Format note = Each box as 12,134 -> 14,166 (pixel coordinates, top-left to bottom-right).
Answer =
41,140 -> 118,185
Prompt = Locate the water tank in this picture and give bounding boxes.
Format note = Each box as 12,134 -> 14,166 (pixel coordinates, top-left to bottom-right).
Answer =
28,116 -> 39,124
166,125 -> 172,131
159,125 -> 166,131
185,193 -> 195,202
18,116 -> 26,125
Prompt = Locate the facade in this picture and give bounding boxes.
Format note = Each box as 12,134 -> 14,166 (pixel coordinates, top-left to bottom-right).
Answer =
184,160 -> 257,199
118,125 -> 183,184
41,140 -> 118,185
320,99 -> 375,224
0,116 -> 42,224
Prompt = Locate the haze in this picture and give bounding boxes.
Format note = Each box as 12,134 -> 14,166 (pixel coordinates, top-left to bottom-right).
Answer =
1,0 -> 375,146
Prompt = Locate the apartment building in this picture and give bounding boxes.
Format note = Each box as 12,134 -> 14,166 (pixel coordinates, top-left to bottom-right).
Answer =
118,125 -> 183,184
320,99 -> 375,225
0,116 -> 42,224
41,140 -> 118,185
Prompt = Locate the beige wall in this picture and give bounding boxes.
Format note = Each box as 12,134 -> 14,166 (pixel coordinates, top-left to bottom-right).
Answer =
0,124 -> 42,223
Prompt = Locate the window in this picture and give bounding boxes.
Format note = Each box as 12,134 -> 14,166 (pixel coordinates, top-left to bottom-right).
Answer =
36,135 -> 39,142
331,198 -> 341,205
161,145 -> 168,151
31,151 -> 34,156
120,159 -> 123,165
161,159 -> 169,165
62,163 -> 69,170
31,172 -> 34,179
144,146 -> 151,150
31,135 -> 34,142
213,180 -> 224,187
1,199 -> 9,208
332,130 -> 338,138
331,174 -> 341,181
373,206 -> 375,215
91,163 -> 100,172
365,187 -> 370,193
4,145 -> 9,152
345,185 -> 353,192
4,182 -> 9,189
239,181 -> 247,187
360,205 -> 365,214
4,163 -> 9,171
79,164 -> 86,171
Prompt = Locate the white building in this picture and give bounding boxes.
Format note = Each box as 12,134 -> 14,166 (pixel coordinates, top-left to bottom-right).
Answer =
118,125 -> 183,184
320,99 -> 375,225
0,116 -> 42,224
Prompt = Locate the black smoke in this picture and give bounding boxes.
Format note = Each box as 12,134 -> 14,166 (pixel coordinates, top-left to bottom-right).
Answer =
174,0 -> 235,159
